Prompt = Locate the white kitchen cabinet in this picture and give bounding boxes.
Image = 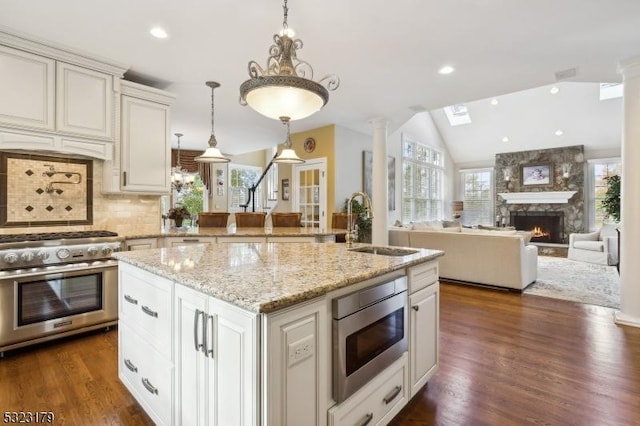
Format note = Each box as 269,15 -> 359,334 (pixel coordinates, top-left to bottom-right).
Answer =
407,261 -> 439,397
328,353 -> 408,426
216,236 -> 266,243
262,297 -> 329,426
164,237 -> 217,248
118,263 -> 174,425
117,81 -> 174,194
0,45 -> 55,131
56,62 -> 113,140
174,284 -> 259,426
125,238 -> 159,251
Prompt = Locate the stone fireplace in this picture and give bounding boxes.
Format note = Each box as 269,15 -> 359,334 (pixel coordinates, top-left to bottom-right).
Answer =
511,211 -> 564,243
494,145 -> 586,244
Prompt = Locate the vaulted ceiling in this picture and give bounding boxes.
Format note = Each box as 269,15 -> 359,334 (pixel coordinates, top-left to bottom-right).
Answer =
1,0 -> 637,163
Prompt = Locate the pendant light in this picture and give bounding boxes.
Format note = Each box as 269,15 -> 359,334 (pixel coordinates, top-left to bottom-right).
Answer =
171,133 -> 194,192
274,116 -> 305,164
239,0 -> 339,121
196,81 -> 230,163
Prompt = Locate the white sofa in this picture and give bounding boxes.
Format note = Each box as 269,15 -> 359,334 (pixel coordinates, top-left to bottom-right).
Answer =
567,224 -> 619,266
389,227 -> 538,290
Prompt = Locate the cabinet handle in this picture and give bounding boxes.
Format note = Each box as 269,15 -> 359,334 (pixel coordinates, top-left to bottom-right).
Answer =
123,171 -> 127,186
204,314 -> 214,358
183,238 -> 200,242
124,359 -> 138,373
141,305 -> 158,318
202,311 -> 209,356
356,413 -> 373,426
124,294 -> 138,305
383,385 -> 402,405
412,305 -> 419,311
141,377 -> 158,395
194,309 -> 204,352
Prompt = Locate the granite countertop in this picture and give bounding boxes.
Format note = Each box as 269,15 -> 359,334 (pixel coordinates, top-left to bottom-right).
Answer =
126,226 -> 346,239
113,242 -> 443,313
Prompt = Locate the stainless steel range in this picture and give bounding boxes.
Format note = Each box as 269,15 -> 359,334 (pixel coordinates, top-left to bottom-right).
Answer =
0,230 -> 123,356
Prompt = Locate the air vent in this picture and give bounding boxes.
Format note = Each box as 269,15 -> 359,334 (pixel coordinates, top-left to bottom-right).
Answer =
555,67 -> 578,81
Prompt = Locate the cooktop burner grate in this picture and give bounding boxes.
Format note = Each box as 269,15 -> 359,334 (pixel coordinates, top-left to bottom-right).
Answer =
0,230 -> 118,244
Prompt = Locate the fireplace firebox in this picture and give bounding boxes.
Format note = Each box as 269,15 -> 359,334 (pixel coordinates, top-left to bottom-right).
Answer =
510,211 -> 564,243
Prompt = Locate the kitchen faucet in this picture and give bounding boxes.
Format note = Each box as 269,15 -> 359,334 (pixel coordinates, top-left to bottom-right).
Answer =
345,191 -> 373,246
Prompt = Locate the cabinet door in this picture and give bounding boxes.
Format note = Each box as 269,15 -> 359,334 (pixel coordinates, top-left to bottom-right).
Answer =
0,45 -> 55,131
56,62 -> 113,139
211,299 -> 259,426
409,282 -> 439,396
174,284 -> 209,426
121,95 -> 171,193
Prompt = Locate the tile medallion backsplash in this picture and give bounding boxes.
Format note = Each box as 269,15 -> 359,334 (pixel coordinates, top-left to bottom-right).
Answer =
0,152 -> 92,227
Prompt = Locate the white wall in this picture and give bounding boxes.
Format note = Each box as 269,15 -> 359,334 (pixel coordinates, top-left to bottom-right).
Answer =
334,125 -> 372,210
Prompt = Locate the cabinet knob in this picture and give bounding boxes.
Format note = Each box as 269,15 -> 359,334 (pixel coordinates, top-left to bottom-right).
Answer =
412,305 -> 419,311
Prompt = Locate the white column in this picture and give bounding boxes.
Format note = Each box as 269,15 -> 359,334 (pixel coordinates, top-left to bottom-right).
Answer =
615,56 -> 640,328
369,117 -> 389,246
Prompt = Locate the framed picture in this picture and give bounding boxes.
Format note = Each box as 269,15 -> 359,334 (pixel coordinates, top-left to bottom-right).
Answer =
521,164 -> 552,186
281,178 -> 290,201
363,151 -> 396,211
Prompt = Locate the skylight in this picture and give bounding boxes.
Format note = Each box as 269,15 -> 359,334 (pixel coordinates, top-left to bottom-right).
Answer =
599,83 -> 623,100
443,104 -> 472,126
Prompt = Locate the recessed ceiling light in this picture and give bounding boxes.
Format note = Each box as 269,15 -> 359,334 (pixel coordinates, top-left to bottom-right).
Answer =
438,66 -> 455,75
150,27 -> 168,39
490,98 -> 499,106
550,86 -> 560,95
555,129 -> 564,136
502,137 -> 509,143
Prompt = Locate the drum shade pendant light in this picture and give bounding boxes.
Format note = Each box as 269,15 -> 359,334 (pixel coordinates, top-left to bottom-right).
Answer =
274,117 -> 305,164
196,81 -> 230,163
239,0 -> 339,121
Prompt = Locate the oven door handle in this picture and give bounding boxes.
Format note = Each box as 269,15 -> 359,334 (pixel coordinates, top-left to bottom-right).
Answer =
0,260 -> 118,281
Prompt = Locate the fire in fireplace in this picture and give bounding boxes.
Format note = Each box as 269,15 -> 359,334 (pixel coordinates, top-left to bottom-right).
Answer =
510,211 -> 564,243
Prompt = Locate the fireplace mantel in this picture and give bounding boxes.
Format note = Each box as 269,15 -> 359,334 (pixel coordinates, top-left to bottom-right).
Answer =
498,191 -> 577,204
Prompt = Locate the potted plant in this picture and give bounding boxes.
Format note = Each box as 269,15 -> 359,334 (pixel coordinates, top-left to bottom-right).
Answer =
342,198 -> 372,243
167,205 -> 191,228
601,174 -> 621,222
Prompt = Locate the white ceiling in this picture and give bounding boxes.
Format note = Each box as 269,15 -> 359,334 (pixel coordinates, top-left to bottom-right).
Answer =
1,0 -> 638,163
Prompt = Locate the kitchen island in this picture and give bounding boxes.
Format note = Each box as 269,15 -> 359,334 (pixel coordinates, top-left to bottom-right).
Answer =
114,242 -> 443,425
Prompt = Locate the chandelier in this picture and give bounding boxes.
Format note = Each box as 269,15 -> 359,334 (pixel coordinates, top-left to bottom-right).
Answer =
274,116 -> 304,163
195,81 -> 230,163
239,0 -> 339,121
171,133 -> 195,192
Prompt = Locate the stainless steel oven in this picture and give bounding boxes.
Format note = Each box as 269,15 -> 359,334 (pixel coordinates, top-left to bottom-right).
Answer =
0,231 -> 122,356
332,275 -> 408,403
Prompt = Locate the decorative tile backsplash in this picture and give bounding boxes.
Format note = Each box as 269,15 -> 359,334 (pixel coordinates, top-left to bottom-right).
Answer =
0,152 -> 162,237
0,152 -> 92,227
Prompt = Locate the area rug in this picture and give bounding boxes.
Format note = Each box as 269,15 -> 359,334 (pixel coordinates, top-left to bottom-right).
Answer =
524,256 -> 620,309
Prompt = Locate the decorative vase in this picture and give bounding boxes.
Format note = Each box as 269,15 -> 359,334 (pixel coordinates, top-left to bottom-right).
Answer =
174,217 -> 183,228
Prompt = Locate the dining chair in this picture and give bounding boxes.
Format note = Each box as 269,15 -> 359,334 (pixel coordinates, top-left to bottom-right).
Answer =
271,212 -> 302,228
234,212 -> 267,228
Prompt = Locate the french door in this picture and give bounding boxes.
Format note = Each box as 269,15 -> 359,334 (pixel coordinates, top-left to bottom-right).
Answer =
293,158 -> 327,229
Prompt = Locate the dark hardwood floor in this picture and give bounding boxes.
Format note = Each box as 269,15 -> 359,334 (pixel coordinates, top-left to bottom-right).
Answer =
1,282 -> 639,425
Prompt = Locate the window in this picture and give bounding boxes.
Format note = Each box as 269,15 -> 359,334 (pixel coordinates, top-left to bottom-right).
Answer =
590,159 -> 621,229
402,138 -> 444,223
228,164 -> 262,212
460,169 -> 493,226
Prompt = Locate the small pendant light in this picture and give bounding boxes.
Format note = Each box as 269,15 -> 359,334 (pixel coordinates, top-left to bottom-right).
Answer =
196,81 -> 230,163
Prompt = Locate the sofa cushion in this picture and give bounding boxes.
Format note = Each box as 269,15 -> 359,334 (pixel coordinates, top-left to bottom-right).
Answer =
573,240 -> 604,252
461,228 -> 518,236
411,220 -> 443,230
478,224 -> 516,231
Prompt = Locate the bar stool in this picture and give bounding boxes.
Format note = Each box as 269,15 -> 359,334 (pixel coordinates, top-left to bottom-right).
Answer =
331,212 -> 355,243
234,212 -> 266,228
271,212 -> 302,227
198,212 -> 230,227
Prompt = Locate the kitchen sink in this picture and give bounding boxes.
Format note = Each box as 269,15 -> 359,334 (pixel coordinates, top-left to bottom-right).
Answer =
348,246 -> 419,256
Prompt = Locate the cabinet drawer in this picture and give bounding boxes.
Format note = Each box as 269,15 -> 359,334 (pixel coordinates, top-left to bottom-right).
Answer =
163,237 -> 216,247
119,323 -> 173,426
329,353 -> 408,426
408,260 -> 438,294
119,263 -> 172,358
